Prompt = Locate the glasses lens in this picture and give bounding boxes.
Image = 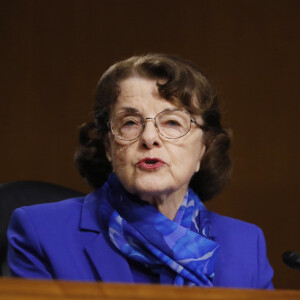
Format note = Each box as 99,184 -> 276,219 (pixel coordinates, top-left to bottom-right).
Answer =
156,110 -> 191,138
111,112 -> 143,140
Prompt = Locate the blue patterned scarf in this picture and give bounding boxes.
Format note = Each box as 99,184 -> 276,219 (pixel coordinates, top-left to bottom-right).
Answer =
99,174 -> 219,286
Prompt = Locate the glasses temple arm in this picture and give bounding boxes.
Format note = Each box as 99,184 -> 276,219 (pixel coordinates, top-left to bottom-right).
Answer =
191,119 -> 207,131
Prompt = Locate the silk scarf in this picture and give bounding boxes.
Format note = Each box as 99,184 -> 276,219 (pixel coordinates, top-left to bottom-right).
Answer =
99,174 -> 219,286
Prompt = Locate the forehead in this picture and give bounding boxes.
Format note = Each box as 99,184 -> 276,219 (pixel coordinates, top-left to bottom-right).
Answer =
111,77 -> 203,123
119,77 -> 159,98
112,77 -> 178,115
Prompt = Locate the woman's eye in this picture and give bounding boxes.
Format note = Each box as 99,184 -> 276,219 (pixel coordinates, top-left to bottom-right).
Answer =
123,120 -> 136,126
166,119 -> 181,127
121,118 -> 140,128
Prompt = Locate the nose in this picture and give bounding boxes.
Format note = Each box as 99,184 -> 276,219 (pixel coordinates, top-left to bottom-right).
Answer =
139,118 -> 162,149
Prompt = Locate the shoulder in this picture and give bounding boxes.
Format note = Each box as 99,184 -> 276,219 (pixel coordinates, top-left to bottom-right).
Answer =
15,196 -> 84,213
206,210 -> 265,253
207,210 -> 261,238
9,196 -> 85,232
7,195 -> 100,280
8,195 -> 92,256
205,211 -> 273,289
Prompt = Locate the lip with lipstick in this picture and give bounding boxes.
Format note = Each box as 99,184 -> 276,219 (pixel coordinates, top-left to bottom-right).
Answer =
138,157 -> 166,170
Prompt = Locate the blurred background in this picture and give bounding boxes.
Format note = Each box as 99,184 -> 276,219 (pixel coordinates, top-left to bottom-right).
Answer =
0,0 -> 299,289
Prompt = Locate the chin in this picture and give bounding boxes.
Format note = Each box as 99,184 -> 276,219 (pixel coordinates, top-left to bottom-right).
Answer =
131,176 -> 175,197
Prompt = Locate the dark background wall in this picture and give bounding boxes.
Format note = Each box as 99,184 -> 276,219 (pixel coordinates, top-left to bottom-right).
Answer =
0,0 -> 299,289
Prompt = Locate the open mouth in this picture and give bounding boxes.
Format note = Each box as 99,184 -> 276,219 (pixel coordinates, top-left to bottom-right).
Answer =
138,158 -> 165,169
145,159 -> 159,165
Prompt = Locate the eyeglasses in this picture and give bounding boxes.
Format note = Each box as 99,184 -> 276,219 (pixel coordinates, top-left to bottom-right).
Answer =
108,108 -> 206,141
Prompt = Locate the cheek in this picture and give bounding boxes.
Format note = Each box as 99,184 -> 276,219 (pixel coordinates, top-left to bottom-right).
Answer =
111,143 -> 131,172
168,138 -> 204,173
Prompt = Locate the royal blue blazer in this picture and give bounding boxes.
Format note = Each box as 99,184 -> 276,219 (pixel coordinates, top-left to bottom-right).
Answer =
7,191 -> 274,288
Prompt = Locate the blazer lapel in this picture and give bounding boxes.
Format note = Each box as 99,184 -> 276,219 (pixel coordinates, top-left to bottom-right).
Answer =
84,233 -> 134,283
80,190 -> 134,283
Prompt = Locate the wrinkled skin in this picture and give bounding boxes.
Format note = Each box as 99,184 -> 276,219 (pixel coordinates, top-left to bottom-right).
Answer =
105,77 -> 205,220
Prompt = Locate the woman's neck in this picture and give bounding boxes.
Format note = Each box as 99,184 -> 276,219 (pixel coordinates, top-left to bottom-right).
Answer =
138,185 -> 188,220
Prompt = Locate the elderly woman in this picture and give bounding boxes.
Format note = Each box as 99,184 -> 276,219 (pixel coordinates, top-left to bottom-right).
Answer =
7,54 -> 273,288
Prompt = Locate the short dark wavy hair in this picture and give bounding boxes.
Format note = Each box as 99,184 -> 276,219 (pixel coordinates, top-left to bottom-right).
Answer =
75,54 -> 231,201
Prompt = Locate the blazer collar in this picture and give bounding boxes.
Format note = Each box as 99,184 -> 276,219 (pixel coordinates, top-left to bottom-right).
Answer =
80,189 -> 134,283
80,190 -> 103,232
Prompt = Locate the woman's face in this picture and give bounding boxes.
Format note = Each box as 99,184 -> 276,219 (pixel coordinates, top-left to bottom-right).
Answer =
105,77 -> 206,202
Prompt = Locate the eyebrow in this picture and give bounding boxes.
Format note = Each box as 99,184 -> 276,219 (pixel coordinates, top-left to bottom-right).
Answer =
115,107 -> 140,114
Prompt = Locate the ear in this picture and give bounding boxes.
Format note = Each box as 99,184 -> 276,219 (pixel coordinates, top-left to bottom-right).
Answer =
104,134 -> 112,162
195,144 -> 206,173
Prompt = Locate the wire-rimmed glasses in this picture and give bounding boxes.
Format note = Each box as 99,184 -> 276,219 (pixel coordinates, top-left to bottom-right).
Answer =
108,108 -> 206,141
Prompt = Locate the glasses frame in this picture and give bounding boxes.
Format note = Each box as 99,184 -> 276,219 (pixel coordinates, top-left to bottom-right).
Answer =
107,108 -> 207,141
